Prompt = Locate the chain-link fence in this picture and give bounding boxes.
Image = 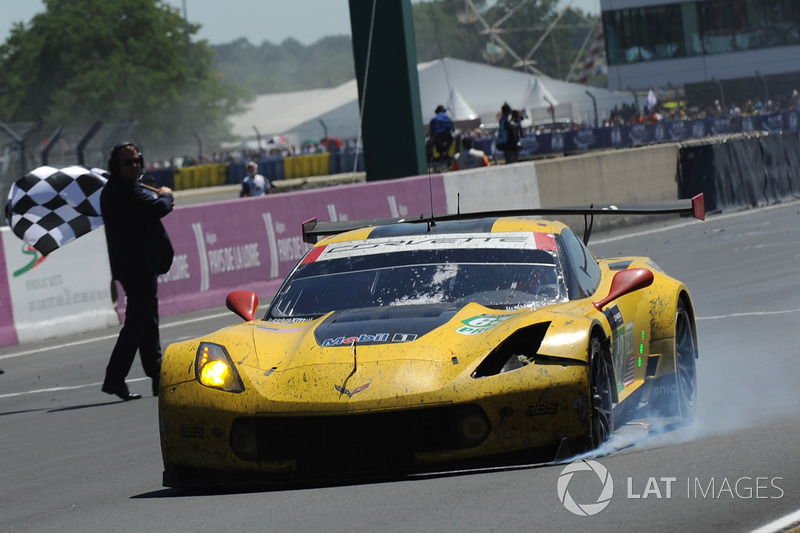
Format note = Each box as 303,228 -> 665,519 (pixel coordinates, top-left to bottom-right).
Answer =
1,121 -> 140,227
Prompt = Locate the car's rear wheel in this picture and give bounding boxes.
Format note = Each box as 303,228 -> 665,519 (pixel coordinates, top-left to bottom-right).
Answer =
674,299 -> 697,424
588,336 -> 614,449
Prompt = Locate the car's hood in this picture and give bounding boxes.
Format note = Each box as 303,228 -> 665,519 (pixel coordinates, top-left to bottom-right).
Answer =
250,303 -> 503,371
193,301 -> 587,407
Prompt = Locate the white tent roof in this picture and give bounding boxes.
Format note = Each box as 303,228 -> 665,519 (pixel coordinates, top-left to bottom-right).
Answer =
521,77 -> 559,109
447,87 -> 479,121
229,58 -> 635,141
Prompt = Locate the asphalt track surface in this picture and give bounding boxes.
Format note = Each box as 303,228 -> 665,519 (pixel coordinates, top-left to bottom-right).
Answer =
1,199 -> 799,532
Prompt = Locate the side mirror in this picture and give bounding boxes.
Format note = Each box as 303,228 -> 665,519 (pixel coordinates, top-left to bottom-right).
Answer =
592,268 -> 654,311
226,290 -> 259,321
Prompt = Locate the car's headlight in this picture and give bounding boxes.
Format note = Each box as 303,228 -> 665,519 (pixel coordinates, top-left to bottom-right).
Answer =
195,343 -> 245,393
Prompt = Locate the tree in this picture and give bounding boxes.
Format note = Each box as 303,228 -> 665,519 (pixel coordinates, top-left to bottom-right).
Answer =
0,0 -> 250,160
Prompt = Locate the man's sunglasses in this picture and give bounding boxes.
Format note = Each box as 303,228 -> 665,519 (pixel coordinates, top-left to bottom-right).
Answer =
121,157 -> 143,167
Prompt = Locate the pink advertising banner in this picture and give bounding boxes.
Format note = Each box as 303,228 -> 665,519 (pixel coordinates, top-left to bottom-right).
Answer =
119,174 -> 447,318
0,231 -> 19,346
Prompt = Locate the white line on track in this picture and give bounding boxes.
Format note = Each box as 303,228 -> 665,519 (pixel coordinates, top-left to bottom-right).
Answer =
751,507 -> 800,533
0,310 -> 231,361
697,308 -> 800,321
592,199 -> 798,245
0,377 -> 148,399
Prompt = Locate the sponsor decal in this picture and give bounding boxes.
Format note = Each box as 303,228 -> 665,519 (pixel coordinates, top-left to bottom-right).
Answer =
651,383 -> 677,397
526,401 -> 558,416
314,233 -> 541,261
334,380 -> 371,398
13,244 -> 46,277
192,223 -> 263,290
159,253 -> 190,283
322,333 -> 390,346
256,323 -> 311,333
179,424 -> 204,438
207,243 -> 260,274
456,314 -> 515,335
605,304 -> 635,390
623,353 -> 636,387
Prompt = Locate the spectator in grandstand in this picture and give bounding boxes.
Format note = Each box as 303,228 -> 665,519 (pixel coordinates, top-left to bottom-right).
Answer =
427,105 -> 455,161
451,137 -> 490,171
240,160 -> 271,197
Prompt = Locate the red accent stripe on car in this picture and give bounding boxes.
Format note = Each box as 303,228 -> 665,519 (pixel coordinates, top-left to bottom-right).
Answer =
301,245 -> 326,264
534,233 -> 556,250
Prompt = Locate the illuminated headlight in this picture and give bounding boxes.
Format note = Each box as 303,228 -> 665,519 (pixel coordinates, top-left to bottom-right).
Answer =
195,343 -> 245,393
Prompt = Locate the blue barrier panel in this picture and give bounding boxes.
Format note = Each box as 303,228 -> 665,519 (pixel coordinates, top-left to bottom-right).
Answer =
144,168 -> 175,189
705,117 -> 731,136
564,129 -> 593,152
260,158 -> 278,182
227,162 -> 245,184
340,151 -> 365,172
330,152 -> 342,174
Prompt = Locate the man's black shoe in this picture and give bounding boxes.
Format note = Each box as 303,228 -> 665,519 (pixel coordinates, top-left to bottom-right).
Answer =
152,375 -> 160,397
101,382 -> 142,401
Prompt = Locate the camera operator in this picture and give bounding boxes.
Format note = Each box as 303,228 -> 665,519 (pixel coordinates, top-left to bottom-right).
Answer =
496,103 -> 523,164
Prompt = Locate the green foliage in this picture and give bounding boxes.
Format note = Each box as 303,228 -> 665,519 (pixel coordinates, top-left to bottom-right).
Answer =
212,35 -> 355,94
0,0 -> 599,158
0,0 -> 249,157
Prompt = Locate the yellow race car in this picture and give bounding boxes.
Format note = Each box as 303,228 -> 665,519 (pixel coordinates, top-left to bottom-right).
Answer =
158,196 -> 704,487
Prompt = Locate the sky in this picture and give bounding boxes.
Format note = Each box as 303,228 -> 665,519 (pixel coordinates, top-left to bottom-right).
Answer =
0,0 -> 599,47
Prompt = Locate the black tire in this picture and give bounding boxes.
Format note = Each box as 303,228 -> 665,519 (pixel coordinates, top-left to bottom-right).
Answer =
674,299 -> 698,424
587,336 -> 614,450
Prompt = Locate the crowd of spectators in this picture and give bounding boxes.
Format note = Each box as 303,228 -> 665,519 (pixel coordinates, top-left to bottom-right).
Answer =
608,87 -> 800,126
140,87 -> 800,172
145,137 -> 361,172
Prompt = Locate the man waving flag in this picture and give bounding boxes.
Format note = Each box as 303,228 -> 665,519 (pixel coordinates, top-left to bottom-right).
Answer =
5,165 -> 107,255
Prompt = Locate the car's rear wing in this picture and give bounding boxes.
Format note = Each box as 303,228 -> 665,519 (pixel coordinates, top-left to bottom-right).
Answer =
302,193 -> 705,245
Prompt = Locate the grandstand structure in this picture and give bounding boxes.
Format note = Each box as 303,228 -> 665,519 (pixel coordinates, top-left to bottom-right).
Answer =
601,0 -> 800,102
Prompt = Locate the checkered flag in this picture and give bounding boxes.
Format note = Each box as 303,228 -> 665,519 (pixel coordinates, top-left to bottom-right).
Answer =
5,165 -> 108,255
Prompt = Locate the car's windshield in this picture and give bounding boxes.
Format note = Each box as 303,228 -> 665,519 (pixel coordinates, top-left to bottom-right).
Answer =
268,233 -> 567,319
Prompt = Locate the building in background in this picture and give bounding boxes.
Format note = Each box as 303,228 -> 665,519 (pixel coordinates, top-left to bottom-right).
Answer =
602,0 -> 800,107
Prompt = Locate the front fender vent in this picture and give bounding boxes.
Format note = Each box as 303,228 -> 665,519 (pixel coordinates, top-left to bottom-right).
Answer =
472,322 -> 550,378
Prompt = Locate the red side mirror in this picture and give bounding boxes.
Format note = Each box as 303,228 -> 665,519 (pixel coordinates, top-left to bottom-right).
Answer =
226,290 -> 259,321
592,268 -> 654,311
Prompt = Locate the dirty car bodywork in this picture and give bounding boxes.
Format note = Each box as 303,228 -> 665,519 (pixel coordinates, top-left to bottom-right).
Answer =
158,198 -> 703,487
